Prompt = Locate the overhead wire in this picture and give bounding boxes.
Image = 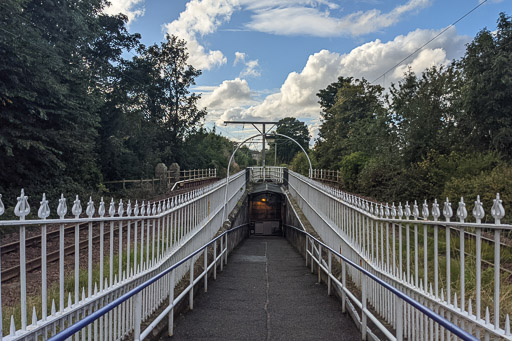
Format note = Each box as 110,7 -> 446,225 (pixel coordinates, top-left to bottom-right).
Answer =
370,0 -> 488,84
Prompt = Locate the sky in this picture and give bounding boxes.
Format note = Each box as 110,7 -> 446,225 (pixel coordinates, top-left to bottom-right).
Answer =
104,0 -> 510,145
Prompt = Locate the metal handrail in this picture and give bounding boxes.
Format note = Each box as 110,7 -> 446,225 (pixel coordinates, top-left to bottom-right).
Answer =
285,224 -> 478,341
48,223 -> 249,341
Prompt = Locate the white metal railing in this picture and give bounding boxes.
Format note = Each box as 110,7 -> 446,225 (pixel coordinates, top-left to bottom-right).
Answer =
48,223 -> 250,341
311,169 -> 340,183
283,224 -> 477,341
248,166 -> 284,183
287,170 -> 512,340
102,168 -> 217,190
0,170 -> 246,341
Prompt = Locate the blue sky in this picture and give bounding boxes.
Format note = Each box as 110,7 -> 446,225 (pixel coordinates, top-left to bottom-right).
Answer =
105,0 -> 510,144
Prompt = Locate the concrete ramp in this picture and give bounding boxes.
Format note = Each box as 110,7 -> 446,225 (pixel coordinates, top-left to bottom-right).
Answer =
168,237 -> 359,340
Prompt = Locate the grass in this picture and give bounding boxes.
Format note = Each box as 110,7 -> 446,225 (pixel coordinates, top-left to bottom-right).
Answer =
2,236 -> 175,336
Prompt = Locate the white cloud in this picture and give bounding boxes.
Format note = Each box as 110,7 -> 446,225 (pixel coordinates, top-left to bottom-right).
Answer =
233,52 -> 261,77
198,78 -> 259,123
234,52 -> 246,65
218,27 -> 468,126
103,0 -> 145,23
165,0 -> 239,70
245,0 -> 431,37
240,60 -> 261,77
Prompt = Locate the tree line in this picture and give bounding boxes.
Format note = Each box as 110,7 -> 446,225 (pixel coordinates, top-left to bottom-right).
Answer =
306,13 -> 512,215
0,0 -> 254,205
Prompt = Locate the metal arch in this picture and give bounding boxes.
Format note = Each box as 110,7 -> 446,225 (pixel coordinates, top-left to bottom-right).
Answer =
272,132 -> 312,178
222,133 -> 262,222
221,132 -> 313,223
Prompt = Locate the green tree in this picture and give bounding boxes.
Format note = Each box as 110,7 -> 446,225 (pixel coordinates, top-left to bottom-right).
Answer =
0,0 -> 139,198
272,117 -> 310,164
98,35 -> 207,180
387,66 -> 461,164
456,13 -> 512,158
314,77 -> 390,169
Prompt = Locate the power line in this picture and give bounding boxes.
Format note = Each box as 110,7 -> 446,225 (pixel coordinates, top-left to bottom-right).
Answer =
371,0 -> 488,84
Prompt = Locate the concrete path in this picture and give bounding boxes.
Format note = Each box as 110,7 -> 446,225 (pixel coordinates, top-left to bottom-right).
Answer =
168,236 -> 360,341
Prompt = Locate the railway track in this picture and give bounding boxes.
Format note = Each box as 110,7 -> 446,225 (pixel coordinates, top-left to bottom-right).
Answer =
0,179 -> 217,283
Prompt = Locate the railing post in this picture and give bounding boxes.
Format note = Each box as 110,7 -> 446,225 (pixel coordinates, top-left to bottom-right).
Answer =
310,241 -> 314,273
213,240 -> 217,280
342,257 -> 346,313
328,251 -> 332,296
168,269 -> 175,336
318,244 -> 322,283
189,259 -> 194,310
224,234 -> 228,266
362,275 -> 367,340
134,291 -> 142,340
204,248 -> 208,292
220,237 -> 224,272
396,295 -> 403,341
305,236 -> 308,267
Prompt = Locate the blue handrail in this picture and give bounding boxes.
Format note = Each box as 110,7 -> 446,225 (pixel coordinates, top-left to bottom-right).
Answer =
48,224 -> 248,341
285,225 -> 479,341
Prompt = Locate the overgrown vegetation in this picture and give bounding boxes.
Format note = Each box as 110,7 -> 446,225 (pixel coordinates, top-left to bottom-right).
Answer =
0,0 -> 255,208
311,13 -> 512,219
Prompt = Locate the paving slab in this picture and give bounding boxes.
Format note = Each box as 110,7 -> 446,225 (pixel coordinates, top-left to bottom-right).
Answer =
167,236 -> 360,341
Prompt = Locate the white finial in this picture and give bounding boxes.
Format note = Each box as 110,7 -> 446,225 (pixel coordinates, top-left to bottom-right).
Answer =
98,197 -> 105,217
456,197 -> 467,222
126,200 -> 132,216
432,199 -> 440,221
109,198 -> 116,217
491,193 -> 505,223
443,197 -> 453,221
38,193 -> 51,219
134,200 -> 139,216
72,195 -> 82,218
14,188 -> 31,219
412,200 -> 419,219
56,194 -> 67,219
118,199 -> 124,217
422,200 -> 429,219
472,195 -> 485,222
86,197 -> 95,218
404,201 -> 411,218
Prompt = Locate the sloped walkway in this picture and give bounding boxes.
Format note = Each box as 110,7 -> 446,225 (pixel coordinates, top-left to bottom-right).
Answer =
168,236 -> 359,341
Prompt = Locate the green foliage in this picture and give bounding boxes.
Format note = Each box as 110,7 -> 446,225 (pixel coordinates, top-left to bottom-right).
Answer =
273,117 -> 310,164
338,152 -> 368,191
457,13 -> 512,157
290,151 -> 315,176
313,12 -> 512,210
314,77 -> 391,169
178,128 -> 256,178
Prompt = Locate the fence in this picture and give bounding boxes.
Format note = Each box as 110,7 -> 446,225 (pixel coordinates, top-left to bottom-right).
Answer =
0,170 -> 245,341
283,224 -> 478,341
311,169 -> 340,183
287,170 -> 512,340
102,168 -> 217,191
48,223 -> 250,341
248,166 -> 284,183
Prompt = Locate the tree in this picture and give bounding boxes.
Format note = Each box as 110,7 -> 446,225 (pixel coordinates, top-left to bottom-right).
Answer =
387,66 -> 461,164
314,77 -> 390,169
271,117 -> 310,164
0,0 -> 139,198
456,12 -> 512,158
97,35 -> 207,180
